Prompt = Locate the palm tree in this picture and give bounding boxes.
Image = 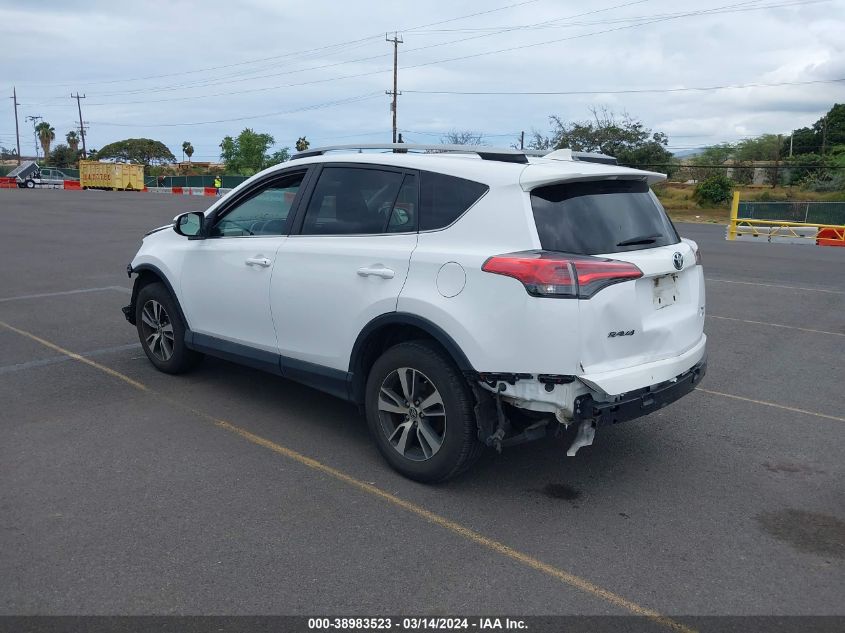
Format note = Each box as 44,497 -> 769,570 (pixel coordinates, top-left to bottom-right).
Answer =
66,130 -> 80,153
182,141 -> 194,163
36,122 -> 55,158
65,130 -> 79,152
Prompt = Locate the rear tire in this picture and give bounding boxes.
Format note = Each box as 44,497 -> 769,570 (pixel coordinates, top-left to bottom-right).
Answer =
365,340 -> 484,482
135,282 -> 202,374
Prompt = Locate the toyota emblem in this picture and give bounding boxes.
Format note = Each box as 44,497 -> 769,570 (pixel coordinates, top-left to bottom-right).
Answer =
672,252 -> 684,271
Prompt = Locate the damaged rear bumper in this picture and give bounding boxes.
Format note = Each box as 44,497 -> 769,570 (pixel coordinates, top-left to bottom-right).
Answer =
572,357 -> 707,426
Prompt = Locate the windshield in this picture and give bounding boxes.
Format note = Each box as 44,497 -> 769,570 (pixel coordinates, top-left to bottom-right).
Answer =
530,179 -> 679,255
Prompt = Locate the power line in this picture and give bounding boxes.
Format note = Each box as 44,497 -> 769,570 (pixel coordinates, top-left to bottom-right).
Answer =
72,0 -> 652,100
408,0 -> 827,32
18,0 -> 789,108
89,92 -> 382,127
15,0 -> 539,91
404,77 -> 845,95
76,0 -> 774,106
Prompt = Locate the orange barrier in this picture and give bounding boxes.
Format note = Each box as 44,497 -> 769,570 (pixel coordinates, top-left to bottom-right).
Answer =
0,177 -> 16,189
817,227 -> 845,247
203,187 -> 217,197
171,186 -> 183,195
63,180 -> 81,190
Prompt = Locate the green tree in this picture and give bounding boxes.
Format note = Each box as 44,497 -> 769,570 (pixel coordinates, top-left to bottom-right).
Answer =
219,128 -> 281,175
267,147 -> 291,166
96,138 -> 176,165
536,108 -> 675,174
693,174 -> 734,205
441,130 -> 484,145
295,136 -> 310,152
35,122 -> 56,158
66,130 -> 80,153
785,104 -> 844,156
182,141 -> 194,163
48,144 -> 79,168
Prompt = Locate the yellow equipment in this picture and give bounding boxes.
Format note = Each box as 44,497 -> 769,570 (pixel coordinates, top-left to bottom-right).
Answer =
79,161 -> 145,191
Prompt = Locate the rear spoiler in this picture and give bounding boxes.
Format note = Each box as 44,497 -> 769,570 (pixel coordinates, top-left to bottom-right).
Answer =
520,160 -> 666,190
524,149 -> 617,165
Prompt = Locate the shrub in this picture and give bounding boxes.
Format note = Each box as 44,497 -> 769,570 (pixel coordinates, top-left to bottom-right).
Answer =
693,174 -> 734,205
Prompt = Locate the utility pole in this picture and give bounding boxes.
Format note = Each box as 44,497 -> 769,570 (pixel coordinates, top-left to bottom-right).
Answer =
821,115 -> 828,156
772,133 -> 782,189
520,130 -> 525,150
789,132 -> 793,158
71,93 -> 87,158
385,32 -> 403,144
26,115 -> 42,159
10,87 -> 21,165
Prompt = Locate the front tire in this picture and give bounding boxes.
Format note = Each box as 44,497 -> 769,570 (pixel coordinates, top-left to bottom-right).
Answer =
135,282 -> 202,374
365,340 -> 484,482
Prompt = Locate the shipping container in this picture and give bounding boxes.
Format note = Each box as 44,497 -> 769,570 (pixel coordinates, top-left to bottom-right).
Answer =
79,161 -> 145,191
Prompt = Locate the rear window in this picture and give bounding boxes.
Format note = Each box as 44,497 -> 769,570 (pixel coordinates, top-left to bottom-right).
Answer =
420,171 -> 488,231
530,179 -> 679,255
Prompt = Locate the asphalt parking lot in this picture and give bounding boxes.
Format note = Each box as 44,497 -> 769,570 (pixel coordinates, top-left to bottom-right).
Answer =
1,190 -> 843,625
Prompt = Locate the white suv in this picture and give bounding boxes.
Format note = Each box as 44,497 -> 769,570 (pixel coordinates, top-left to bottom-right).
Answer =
123,144 -> 706,482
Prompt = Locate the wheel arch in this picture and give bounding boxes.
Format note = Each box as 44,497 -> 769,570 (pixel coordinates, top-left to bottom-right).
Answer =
348,313 -> 475,404
126,264 -> 189,329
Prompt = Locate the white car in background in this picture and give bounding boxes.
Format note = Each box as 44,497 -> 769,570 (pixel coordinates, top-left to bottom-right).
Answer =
123,144 -> 706,482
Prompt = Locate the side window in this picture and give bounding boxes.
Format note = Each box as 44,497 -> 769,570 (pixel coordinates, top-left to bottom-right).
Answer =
211,172 -> 304,237
419,171 -> 488,231
387,174 -> 418,233
301,167 -> 405,235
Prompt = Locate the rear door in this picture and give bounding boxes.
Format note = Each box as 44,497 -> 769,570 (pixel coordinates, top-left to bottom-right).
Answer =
271,164 -> 419,371
530,178 -> 705,375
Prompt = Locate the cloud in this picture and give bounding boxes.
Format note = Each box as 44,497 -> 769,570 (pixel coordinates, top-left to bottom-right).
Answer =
2,0 -> 842,158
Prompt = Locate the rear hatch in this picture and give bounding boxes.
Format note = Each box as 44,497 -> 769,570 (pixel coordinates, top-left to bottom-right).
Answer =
529,178 -> 705,377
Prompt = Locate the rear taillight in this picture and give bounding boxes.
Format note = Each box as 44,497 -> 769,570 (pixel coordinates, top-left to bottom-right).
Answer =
694,244 -> 702,265
481,251 -> 642,299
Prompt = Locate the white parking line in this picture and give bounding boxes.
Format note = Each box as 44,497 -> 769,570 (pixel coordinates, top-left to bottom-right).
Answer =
0,286 -> 131,303
708,315 -> 845,337
706,278 -> 845,295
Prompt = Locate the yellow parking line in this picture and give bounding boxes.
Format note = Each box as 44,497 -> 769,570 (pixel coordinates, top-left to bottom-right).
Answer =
708,314 -> 845,337
0,318 -> 694,633
695,387 -> 845,422
0,320 -> 148,391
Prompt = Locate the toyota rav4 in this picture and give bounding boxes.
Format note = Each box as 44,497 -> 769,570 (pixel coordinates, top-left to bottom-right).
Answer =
123,144 -> 706,482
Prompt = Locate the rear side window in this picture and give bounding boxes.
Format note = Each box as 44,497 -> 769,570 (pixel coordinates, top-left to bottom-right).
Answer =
301,167 -> 406,235
419,171 -> 488,231
530,179 -> 679,255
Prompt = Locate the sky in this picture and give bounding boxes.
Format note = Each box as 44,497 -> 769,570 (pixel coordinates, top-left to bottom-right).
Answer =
2,0 -> 843,161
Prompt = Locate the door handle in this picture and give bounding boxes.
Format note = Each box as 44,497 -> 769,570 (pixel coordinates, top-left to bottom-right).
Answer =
245,257 -> 271,268
357,266 -> 395,279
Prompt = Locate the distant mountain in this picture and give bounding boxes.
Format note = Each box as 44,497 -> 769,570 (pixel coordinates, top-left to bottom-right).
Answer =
672,148 -> 705,158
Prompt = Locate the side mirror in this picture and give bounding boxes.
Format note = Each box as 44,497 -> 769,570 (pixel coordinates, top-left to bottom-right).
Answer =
173,212 -> 205,239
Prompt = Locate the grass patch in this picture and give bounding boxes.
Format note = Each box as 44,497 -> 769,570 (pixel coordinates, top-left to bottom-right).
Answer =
654,183 -> 845,224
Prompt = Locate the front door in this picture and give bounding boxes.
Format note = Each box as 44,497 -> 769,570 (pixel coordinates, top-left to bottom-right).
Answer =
180,169 -> 307,354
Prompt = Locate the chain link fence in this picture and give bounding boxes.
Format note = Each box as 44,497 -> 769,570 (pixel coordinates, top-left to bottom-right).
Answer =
738,201 -> 845,225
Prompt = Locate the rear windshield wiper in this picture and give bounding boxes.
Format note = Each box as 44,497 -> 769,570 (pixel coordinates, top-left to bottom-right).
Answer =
616,233 -> 661,247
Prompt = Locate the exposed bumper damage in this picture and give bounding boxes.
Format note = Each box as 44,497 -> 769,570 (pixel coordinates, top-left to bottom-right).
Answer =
475,356 -> 707,456
573,358 -> 707,426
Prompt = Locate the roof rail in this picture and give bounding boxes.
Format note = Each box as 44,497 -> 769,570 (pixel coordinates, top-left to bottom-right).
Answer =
524,149 -> 618,165
291,143 -> 529,164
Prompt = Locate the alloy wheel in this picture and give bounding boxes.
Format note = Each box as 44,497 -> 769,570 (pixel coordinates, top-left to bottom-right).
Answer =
140,299 -> 175,362
377,367 -> 447,461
